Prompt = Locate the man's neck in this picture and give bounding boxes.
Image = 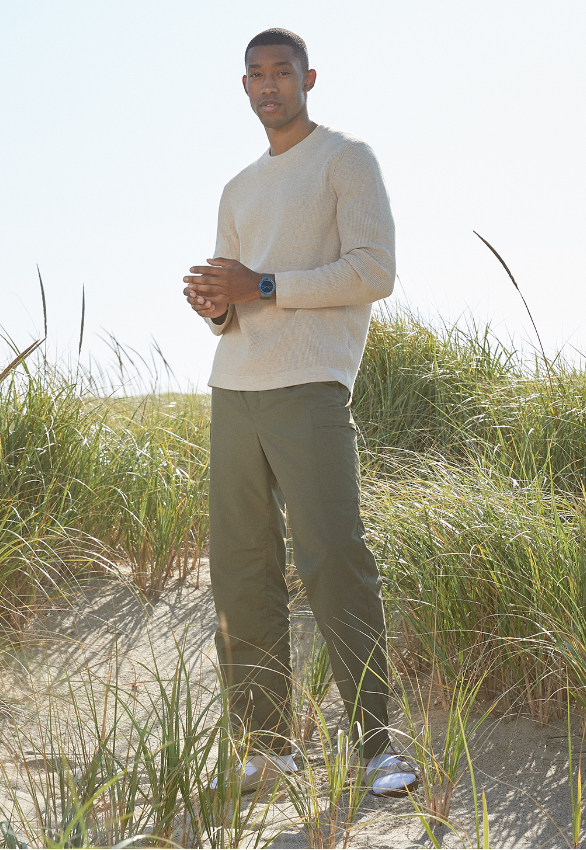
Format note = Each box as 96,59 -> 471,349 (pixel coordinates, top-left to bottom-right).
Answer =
266,115 -> 318,156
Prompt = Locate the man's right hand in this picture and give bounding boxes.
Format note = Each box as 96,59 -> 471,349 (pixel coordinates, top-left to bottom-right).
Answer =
184,288 -> 229,321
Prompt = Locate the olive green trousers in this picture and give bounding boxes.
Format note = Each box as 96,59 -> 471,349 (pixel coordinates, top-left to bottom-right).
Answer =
209,381 -> 390,759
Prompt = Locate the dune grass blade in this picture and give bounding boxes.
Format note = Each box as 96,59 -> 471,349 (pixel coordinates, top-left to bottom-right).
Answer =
292,626 -> 334,742
0,820 -> 28,849
473,230 -> 548,371
78,286 -> 85,357
565,684 -> 586,848
0,339 -> 44,383
36,265 -> 48,342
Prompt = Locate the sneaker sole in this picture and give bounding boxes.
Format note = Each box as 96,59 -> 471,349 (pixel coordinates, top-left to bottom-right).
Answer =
371,776 -> 419,798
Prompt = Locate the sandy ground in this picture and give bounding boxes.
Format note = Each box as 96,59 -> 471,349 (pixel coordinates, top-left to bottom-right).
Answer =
0,562 -> 581,849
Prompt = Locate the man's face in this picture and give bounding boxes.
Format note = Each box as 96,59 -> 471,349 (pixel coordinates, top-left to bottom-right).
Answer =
243,44 -> 315,130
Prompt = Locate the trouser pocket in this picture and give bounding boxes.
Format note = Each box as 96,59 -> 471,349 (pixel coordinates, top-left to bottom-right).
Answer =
311,404 -> 360,503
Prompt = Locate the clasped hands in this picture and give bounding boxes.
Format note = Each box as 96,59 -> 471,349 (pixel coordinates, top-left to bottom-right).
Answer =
183,258 -> 262,319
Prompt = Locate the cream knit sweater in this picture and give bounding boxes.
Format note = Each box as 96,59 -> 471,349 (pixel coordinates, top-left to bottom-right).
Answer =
205,124 -> 395,392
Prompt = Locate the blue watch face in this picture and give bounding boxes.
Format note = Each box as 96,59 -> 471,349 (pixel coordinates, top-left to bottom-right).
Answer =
259,278 -> 275,294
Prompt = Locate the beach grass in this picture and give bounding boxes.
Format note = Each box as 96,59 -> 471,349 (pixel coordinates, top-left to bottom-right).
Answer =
2,306 -> 586,844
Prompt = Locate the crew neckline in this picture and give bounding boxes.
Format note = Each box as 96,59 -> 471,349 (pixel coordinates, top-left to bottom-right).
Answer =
260,124 -> 325,165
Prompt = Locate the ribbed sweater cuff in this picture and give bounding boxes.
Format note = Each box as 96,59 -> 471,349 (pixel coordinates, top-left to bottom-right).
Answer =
205,305 -> 234,336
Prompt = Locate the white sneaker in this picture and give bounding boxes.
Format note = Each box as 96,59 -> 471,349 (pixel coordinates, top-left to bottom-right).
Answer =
210,753 -> 298,795
364,748 -> 419,797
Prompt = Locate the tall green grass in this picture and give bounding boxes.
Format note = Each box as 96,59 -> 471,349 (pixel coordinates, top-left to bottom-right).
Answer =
5,308 -> 586,710
0,357 -> 210,630
354,308 -> 586,493
363,455 -> 583,721
354,307 -> 586,719
0,631 -> 282,848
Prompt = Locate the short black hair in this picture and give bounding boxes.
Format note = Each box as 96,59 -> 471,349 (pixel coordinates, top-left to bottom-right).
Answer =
245,28 -> 309,74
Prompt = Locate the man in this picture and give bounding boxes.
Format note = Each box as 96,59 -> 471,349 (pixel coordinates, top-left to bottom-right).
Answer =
183,28 -> 417,797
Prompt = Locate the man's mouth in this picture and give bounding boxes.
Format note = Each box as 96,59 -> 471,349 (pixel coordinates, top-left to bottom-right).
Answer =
260,101 -> 281,112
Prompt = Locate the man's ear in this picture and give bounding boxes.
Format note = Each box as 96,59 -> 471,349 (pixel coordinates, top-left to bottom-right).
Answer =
304,69 -> 317,93
242,74 -> 248,94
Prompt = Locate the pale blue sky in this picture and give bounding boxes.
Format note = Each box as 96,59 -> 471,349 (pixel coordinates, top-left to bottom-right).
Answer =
2,0 -> 585,389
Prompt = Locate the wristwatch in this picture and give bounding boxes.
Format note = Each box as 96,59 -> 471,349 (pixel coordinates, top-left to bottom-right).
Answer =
258,274 -> 276,300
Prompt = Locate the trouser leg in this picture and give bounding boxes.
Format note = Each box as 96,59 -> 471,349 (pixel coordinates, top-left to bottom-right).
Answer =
209,388 -> 292,754
255,382 -> 390,759
209,382 -> 390,760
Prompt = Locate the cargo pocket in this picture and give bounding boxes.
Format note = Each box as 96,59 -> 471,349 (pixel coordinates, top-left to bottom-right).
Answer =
311,405 -> 360,503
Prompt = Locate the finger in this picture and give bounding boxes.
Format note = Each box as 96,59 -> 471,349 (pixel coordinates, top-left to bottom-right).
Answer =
186,266 -> 224,277
184,283 -> 210,295
205,257 -> 237,268
187,291 -> 204,302
190,284 -> 226,299
184,271 -> 224,282
190,296 -> 213,309
187,295 -> 211,307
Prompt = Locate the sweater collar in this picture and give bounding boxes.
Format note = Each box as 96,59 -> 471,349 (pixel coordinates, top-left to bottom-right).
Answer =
258,124 -> 325,166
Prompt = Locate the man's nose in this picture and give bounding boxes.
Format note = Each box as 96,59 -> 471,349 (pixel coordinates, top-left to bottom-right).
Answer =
261,76 -> 278,94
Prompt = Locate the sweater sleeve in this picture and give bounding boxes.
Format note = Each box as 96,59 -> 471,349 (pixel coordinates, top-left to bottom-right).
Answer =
204,186 -> 239,336
275,142 -> 395,309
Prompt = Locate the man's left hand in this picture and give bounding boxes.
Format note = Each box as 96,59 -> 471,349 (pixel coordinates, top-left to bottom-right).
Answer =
183,258 -> 262,305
